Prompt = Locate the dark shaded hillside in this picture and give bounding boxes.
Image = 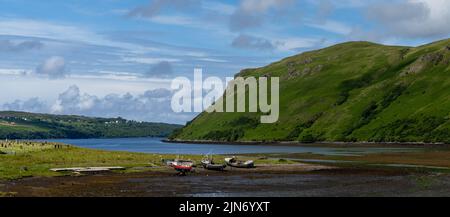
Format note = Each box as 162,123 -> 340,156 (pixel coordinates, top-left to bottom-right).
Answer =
171,39 -> 450,143
0,111 -> 182,139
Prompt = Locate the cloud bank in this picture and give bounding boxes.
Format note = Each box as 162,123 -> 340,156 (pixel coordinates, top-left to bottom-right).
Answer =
229,0 -> 295,32
367,0 -> 450,38
128,0 -> 202,18
2,85 -> 194,124
0,40 -> 43,52
231,34 -> 277,51
145,61 -> 174,78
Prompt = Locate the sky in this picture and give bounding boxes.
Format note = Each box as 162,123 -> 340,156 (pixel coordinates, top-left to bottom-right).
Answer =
0,0 -> 449,124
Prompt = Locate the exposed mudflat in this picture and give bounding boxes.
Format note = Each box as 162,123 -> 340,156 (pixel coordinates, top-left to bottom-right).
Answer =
2,164 -> 450,197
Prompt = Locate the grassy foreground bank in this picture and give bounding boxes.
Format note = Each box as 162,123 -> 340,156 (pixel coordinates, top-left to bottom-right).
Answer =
4,141 -> 450,181
0,141 -> 291,180
0,141 -> 203,180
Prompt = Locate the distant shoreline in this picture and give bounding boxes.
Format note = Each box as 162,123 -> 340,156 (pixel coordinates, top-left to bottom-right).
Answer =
163,139 -> 450,148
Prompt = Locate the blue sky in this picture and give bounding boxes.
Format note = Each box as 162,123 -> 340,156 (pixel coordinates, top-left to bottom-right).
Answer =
1,0 -> 449,124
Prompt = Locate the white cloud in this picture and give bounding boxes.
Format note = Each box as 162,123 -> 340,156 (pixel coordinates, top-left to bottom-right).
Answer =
149,15 -> 196,25
121,56 -> 180,64
231,32 -> 327,52
240,0 -> 293,13
231,34 -> 276,51
307,20 -> 353,35
0,73 -> 172,106
367,0 -> 450,38
127,0 -> 201,18
146,61 -> 174,78
313,0 -> 377,9
0,18 -> 157,54
229,0 -> 295,31
202,1 -> 236,14
275,37 -> 325,51
3,97 -> 49,113
197,58 -> 228,63
0,19 -> 104,46
18,85 -> 193,124
35,56 -> 67,79
0,68 -> 30,76
0,39 -> 43,52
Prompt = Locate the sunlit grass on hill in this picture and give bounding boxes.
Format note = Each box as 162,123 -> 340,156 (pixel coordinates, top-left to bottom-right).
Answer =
173,39 -> 450,143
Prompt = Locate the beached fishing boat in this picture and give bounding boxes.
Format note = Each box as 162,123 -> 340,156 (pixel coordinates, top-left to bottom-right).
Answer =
172,163 -> 193,171
225,157 -> 254,168
162,158 -> 195,167
174,159 -> 195,167
201,156 -> 226,171
171,160 -> 194,175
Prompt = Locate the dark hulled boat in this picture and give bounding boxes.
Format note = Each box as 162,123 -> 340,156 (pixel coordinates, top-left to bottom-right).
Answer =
201,157 -> 226,171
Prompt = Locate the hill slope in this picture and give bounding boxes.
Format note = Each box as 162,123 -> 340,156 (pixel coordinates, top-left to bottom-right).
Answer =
0,111 -> 182,139
171,39 -> 450,143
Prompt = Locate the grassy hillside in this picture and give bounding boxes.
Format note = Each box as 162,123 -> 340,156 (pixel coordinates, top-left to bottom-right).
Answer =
0,111 -> 181,139
171,39 -> 450,143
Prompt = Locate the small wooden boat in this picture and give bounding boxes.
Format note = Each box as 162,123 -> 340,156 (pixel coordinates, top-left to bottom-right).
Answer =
225,157 -> 254,168
162,159 -> 195,167
201,156 -> 226,171
173,159 -> 195,167
172,164 -> 193,172
170,159 -> 194,175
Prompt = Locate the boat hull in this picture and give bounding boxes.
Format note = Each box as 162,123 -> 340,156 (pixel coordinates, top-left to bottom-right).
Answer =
201,160 -> 226,171
225,158 -> 255,168
173,165 -> 193,171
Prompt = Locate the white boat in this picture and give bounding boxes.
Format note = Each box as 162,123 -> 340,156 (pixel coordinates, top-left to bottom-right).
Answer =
201,156 -> 226,171
225,157 -> 254,168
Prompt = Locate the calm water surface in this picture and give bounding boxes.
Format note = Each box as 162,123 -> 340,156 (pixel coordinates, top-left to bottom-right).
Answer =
40,137 -> 420,156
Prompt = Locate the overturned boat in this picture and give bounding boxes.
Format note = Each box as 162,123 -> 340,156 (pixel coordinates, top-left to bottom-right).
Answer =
225,157 -> 254,168
201,156 -> 226,171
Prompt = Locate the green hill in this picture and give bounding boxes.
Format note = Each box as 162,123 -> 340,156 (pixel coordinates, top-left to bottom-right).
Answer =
171,39 -> 450,143
0,111 -> 181,139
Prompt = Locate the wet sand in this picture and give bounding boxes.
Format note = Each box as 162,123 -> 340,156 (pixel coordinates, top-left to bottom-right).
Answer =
2,163 -> 450,197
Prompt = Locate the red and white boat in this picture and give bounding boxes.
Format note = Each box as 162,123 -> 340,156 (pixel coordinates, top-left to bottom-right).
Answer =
170,160 -> 194,174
